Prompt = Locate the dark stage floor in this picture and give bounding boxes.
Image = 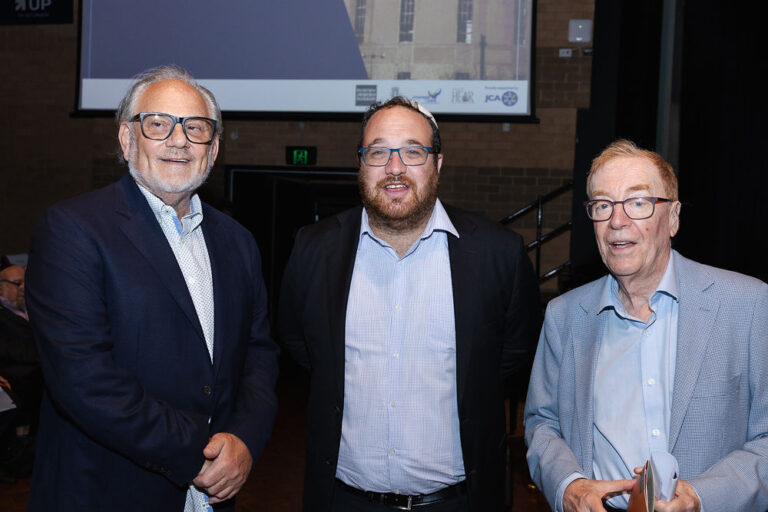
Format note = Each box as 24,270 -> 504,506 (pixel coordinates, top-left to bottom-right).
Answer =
0,359 -> 549,511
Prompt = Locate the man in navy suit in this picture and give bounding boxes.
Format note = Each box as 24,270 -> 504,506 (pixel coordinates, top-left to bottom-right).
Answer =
525,140 -> 768,512
279,97 -> 540,511
26,65 -> 279,511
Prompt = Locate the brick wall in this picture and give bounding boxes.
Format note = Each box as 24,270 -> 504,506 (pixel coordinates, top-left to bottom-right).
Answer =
1,0 -> 594,291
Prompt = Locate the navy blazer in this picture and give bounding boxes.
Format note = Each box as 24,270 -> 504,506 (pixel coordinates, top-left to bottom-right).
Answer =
279,205 -> 540,511
26,174 -> 279,511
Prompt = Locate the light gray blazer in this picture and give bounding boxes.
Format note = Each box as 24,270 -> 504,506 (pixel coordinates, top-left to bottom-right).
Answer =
524,250 -> 768,511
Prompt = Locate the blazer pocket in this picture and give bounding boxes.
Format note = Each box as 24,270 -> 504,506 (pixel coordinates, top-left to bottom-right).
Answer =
691,374 -> 741,398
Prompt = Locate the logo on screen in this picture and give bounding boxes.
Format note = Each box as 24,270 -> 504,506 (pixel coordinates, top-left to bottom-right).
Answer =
485,90 -> 518,107
355,85 -> 378,106
412,89 -> 441,104
502,91 -> 518,106
451,89 -> 475,103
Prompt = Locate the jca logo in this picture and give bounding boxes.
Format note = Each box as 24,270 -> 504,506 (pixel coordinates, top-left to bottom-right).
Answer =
485,90 -> 518,107
16,0 -> 52,11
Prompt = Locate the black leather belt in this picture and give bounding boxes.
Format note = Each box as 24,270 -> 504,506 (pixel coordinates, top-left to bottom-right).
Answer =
335,479 -> 467,510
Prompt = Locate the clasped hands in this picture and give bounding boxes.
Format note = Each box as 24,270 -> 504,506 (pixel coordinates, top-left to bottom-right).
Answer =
563,467 -> 700,512
192,432 -> 253,504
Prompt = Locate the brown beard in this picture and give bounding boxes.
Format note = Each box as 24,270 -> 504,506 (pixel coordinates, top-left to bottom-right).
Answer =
358,165 -> 439,232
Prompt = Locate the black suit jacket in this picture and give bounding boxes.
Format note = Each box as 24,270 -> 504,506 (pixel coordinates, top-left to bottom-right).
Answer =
26,174 -> 279,511
0,305 -> 37,373
279,205 -> 540,511
0,305 -> 41,425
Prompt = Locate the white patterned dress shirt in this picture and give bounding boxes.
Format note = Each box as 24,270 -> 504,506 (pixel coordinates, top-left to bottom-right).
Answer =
136,184 -> 214,512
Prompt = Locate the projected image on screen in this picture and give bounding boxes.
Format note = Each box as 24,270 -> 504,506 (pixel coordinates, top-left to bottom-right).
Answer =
78,0 -> 533,117
346,0 -> 530,81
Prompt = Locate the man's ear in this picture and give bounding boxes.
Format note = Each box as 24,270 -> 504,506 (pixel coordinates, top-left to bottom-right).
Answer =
209,136 -> 220,165
669,200 -> 681,237
118,123 -> 133,161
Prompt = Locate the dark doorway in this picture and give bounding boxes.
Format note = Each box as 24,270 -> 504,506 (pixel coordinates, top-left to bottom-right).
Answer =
228,166 -> 361,321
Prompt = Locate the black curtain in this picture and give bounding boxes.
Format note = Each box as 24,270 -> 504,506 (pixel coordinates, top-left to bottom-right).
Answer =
570,0 -> 663,284
570,0 -> 767,284
674,1 -> 768,282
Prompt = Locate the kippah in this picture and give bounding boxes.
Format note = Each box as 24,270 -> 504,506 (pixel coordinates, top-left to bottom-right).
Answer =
406,99 -> 437,128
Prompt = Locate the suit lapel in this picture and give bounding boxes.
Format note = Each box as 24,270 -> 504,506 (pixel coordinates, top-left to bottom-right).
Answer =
115,175 -> 206,344
202,212 -> 227,374
573,291 -> 606,477
446,210 -> 479,410
668,255 -> 718,450
329,209 -> 363,400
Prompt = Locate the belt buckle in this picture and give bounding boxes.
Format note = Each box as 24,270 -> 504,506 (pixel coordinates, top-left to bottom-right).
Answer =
393,496 -> 412,510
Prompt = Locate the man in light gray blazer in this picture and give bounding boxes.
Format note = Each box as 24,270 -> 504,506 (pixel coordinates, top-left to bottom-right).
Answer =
525,140 -> 768,512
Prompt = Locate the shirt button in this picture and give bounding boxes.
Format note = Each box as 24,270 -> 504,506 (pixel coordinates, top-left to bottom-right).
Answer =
397,261 -> 403,266
652,428 -> 660,437
393,353 -> 399,358
647,378 -> 656,386
390,402 -> 396,408
201,385 -> 212,395
394,304 -> 401,311
390,449 -> 396,455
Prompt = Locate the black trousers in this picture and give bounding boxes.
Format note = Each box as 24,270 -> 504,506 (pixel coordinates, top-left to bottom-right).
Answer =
331,483 -> 469,512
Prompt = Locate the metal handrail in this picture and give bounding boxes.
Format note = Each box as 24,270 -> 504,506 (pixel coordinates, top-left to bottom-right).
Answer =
500,180 -> 573,282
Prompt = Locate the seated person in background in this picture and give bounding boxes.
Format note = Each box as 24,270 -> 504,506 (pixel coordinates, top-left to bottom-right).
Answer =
0,265 -> 27,321
524,140 -> 768,512
0,374 -> 34,481
0,264 -> 41,438
0,375 -> 18,448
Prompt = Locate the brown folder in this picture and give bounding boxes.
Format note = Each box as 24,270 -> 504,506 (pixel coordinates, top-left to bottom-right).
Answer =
626,460 -> 655,512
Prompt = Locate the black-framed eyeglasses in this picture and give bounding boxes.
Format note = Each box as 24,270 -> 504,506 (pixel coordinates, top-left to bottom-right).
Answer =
359,145 -> 435,166
131,112 -> 217,144
0,279 -> 23,287
584,196 -> 673,221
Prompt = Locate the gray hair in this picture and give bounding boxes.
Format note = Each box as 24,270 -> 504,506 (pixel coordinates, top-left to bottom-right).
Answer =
115,64 -> 223,137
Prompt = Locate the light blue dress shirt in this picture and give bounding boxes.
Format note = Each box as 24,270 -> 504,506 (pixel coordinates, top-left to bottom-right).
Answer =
336,199 -> 466,494
556,252 -> 680,511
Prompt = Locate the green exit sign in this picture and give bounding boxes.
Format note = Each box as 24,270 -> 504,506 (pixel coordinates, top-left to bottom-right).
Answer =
286,146 -> 317,166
